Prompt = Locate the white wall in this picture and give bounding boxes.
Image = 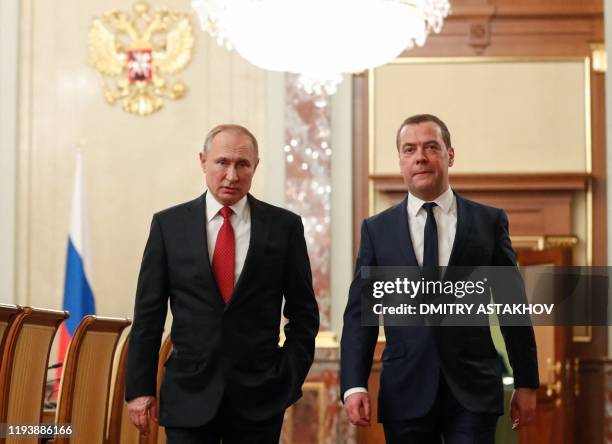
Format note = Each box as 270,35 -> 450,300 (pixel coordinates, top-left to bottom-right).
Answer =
14,0 -> 269,317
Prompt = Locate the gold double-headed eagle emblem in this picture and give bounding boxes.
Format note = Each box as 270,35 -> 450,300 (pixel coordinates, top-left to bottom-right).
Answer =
89,1 -> 194,116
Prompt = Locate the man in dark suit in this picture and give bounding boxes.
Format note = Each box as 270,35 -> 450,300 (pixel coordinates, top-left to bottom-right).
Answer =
341,114 -> 539,443
125,124 -> 319,443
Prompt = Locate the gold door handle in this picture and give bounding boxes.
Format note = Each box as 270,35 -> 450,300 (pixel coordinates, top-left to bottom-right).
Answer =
546,358 -> 563,398
574,358 -> 580,397
546,380 -> 562,398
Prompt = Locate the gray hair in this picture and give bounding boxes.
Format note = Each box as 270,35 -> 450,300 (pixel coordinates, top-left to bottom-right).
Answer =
202,124 -> 259,157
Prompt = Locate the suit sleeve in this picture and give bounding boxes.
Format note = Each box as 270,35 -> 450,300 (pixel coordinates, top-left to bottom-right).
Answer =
493,209 -> 540,389
340,220 -> 379,398
281,216 -> 320,387
125,214 -> 169,400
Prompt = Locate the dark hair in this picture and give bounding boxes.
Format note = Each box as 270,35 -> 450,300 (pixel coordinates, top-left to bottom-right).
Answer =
203,124 -> 259,157
395,114 -> 451,150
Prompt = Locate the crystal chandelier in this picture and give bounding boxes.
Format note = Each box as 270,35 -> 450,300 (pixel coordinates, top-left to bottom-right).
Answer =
192,0 -> 450,94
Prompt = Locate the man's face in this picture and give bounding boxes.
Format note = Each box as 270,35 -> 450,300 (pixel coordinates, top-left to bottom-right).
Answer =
199,130 -> 259,206
398,121 -> 454,201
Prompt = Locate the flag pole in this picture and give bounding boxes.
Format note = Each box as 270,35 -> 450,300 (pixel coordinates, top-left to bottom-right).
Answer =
55,141 -> 96,399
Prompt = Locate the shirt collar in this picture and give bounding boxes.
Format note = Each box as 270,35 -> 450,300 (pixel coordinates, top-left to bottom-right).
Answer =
407,187 -> 454,218
206,191 -> 249,223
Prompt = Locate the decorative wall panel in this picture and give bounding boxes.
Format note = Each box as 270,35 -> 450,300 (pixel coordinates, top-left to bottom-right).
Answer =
284,73 -> 332,330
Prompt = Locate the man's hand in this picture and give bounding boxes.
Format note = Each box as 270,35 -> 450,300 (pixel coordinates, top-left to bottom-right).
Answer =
510,388 -> 537,430
127,395 -> 157,434
344,392 -> 371,427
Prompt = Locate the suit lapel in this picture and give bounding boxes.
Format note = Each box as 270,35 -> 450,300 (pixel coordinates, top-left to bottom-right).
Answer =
393,196 -> 419,266
225,193 -> 270,310
447,191 -> 473,266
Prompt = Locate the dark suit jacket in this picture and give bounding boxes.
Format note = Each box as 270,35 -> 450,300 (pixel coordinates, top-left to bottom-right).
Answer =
126,193 -> 319,427
340,192 -> 539,423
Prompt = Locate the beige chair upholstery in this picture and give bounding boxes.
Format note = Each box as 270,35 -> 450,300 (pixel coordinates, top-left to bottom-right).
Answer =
0,306 -> 68,444
54,315 -> 131,444
106,330 -> 139,444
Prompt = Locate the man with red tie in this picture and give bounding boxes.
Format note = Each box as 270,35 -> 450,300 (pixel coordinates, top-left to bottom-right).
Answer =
126,124 -> 319,443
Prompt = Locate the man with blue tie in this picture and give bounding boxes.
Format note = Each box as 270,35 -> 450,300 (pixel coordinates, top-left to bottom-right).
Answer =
341,114 -> 539,443
125,124 -> 319,443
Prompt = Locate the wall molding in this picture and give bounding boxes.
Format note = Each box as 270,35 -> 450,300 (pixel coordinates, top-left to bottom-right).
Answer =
370,173 -> 591,237
370,172 -> 590,193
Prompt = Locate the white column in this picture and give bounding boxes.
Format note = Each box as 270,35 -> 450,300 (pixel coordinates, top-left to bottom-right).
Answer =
331,74 -> 353,339
264,71 -> 286,207
0,0 -> 19,304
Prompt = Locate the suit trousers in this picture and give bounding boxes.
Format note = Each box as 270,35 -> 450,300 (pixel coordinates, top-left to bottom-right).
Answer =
165,395 -> 284,444
383,374 -> 499,444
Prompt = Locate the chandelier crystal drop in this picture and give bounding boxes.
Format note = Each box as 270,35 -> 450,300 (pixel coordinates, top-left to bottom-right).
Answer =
192,0 -> 451,94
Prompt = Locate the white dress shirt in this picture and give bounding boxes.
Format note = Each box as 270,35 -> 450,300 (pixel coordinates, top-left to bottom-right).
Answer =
343,187 -> 458,402
406,187 -> 457,267
206,192 -> 251,284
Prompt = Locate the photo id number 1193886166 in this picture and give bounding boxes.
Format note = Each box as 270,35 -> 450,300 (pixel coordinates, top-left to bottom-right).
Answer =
0,423 -> 73,438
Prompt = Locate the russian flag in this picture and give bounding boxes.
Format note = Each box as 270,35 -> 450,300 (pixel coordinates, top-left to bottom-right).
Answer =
57,152 -> 96,375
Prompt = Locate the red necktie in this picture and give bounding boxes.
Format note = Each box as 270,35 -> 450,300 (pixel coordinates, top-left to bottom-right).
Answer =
212,206 -> 235,303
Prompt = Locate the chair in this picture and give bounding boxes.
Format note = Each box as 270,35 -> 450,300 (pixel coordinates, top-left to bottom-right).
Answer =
106,330 -> 139,444
142,335 -> 172,444
0,306 -> 68,444
0,304 -> 22,353
0,303 -> 25,428
54,315 -> 131,444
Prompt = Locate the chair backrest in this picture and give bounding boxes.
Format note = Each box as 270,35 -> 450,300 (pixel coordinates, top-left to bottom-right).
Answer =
106,330 -> 139,444
1,306 -> 68,444
142,335 -> 172,444
55,315 -> 131,444
0,304 -> 22,353
0,303 -> 25,427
